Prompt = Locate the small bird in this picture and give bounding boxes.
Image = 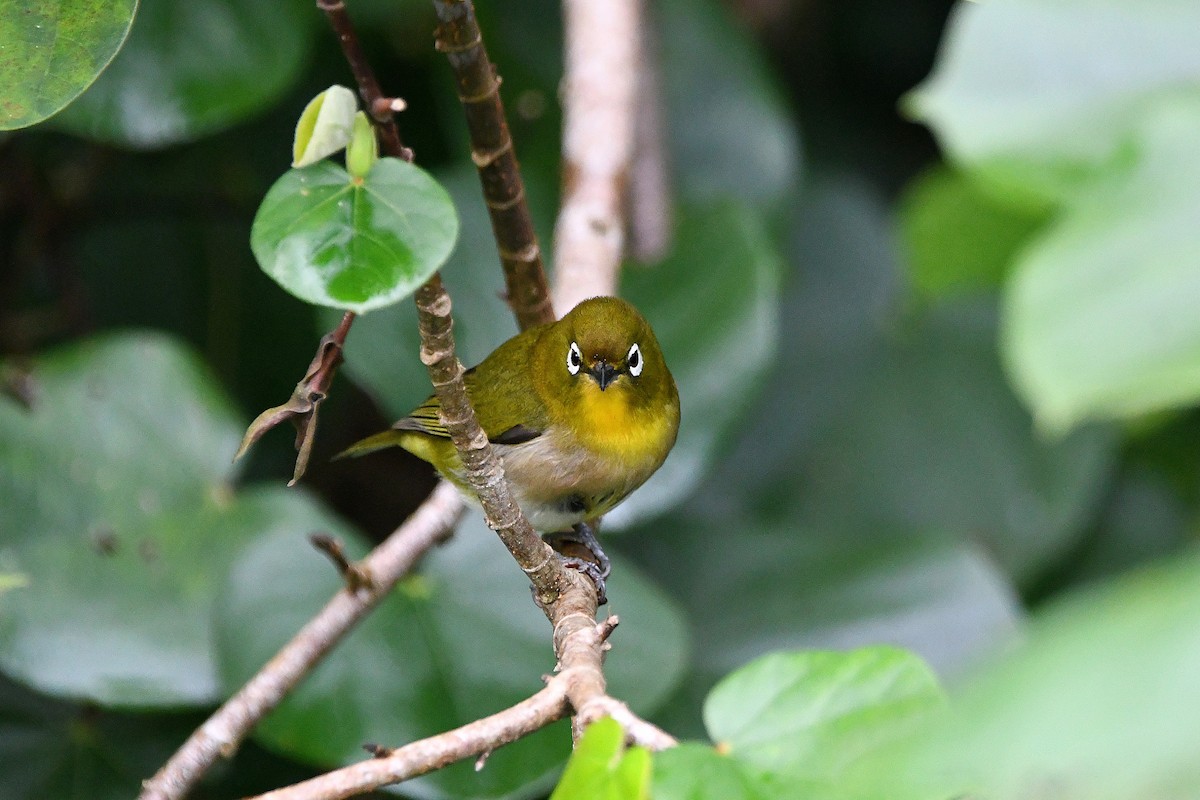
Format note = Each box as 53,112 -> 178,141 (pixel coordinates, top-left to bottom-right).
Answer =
340,296 -> 680,598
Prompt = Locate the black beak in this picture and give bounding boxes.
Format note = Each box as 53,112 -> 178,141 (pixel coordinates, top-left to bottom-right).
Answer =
589,361 -> 618,390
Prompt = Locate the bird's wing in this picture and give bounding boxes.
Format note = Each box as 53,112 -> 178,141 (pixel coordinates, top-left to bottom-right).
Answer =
392,397 -> 545,445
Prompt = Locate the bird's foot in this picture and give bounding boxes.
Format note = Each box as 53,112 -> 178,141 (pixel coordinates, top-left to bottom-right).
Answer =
542,522 -> 610,605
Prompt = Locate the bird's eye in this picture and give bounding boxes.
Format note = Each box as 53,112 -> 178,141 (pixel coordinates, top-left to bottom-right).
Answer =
567,342 -> 583,375
627,343 -> 643,377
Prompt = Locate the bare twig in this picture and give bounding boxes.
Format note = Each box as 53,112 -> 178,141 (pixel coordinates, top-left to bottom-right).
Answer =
246,684 -> 570,800
309,533 -> 373,593
433,0 -> 555,331
138,482 -> 465,800
242,614 -> 674,800
552,0 -> 642,312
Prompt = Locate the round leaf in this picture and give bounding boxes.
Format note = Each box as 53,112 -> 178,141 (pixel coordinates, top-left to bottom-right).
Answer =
793,301 -> 1116,583
0,0 -> 136,130
710,176 -> 1116,585
51,0 -> 313,147
216,511 -> 689,800
251,158 -> 460,313
704,648 -> 945,782
0,333 -> 354,707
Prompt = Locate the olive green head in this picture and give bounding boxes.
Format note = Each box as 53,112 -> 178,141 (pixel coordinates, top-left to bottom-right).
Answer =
532,296 -> 677,432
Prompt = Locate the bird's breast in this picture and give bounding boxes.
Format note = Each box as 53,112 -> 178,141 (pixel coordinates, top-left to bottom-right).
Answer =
572,382 -> 676,468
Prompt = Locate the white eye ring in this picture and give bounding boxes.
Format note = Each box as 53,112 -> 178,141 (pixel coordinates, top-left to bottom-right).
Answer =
567,342 -> 583,375
627,343 -> 643,377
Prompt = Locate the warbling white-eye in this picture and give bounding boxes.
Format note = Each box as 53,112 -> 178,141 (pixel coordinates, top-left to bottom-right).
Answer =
340,296 -> 680,597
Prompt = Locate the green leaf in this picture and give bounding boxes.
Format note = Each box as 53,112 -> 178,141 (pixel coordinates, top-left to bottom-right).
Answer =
216,511 -> 688,800
898,164 -> 1048,300
0,0 -> 137,130
52,0 -> 313,147
857,550 -> 1200,800
653,744 -> 780,800
907,0 -> 1200,202
549,717 -> 651,800
251,159 -> 460,313
293,85 -> 358,168
1002,100 -> 1200,432
344,111 -> 378,179
0,332 -> 357,707
705,648 -> 944,783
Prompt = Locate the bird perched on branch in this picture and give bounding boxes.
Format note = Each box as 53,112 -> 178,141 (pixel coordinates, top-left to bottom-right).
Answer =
340,295 -> 680,600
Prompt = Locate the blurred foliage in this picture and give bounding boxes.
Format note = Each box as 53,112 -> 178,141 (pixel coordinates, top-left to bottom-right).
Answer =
0,0 -> 137,130
2,0 -> 1200,798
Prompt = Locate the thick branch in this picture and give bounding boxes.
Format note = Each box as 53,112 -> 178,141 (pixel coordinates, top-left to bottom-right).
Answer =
552,0 -> 642,312
138,482 -> 465,800
433,0 -> 555,331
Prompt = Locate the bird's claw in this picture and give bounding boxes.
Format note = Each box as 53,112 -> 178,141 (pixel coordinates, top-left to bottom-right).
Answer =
543,522 -> 610,605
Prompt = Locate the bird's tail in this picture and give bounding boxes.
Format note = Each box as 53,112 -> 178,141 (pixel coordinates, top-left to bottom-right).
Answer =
333,430 -> 409,460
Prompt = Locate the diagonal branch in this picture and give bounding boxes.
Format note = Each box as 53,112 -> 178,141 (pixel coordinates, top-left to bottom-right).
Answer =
245,683 -> 570,800
412,276 -> 579,610
241,614 -> 675,800
137,482 -> 465,800
433,0 -> 555,330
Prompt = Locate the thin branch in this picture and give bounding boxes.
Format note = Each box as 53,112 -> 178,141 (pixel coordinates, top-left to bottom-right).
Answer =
245,684 -> 570,800
433,0 -> 555,331
317,0 -> 411,161
241,614 -> 674,800
138,482 -> 465,800
552,0 -> 642,312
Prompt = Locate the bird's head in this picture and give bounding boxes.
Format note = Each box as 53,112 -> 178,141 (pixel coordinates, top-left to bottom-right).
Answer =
534,296 -> 676,426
